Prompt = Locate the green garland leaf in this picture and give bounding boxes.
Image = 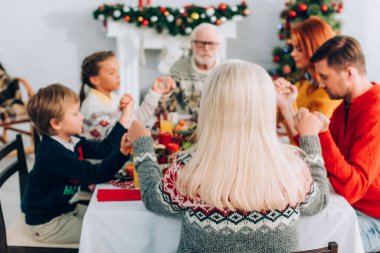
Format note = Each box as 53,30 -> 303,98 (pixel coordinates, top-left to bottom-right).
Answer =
93,2 -> 250,36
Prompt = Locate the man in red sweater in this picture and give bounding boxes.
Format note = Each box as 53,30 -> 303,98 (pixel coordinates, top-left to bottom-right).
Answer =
304,35 -> 380,252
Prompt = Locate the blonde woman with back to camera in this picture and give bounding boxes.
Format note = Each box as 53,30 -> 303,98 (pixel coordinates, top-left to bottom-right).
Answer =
126,60 -> 329,252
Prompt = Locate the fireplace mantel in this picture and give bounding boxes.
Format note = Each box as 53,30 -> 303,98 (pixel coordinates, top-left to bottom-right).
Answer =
106,19 -> 241,102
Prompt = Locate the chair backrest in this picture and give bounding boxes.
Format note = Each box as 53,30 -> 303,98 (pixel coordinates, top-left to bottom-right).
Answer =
0,78 -> 35,154
17,78 -> 34,99
292,241 -> 338,253
0,134 -> 28,252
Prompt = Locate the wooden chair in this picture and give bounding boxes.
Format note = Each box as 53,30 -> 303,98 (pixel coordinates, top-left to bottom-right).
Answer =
0,135 -> 79,253
293,241 -> 338,253
0,78 -> 36,154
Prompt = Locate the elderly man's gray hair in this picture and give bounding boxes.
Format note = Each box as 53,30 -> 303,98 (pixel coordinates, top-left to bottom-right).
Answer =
190,23 -> 222,42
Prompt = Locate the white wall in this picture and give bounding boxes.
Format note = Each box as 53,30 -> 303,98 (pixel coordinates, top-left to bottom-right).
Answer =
1,0 -> 379,98
339,0 -> 380,82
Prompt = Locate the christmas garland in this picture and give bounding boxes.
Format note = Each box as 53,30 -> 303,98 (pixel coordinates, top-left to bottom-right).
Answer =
93,2 -> 250,36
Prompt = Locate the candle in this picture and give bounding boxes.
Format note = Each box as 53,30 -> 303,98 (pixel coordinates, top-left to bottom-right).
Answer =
132,149 -> 139,188
159,132 -> 172,146
133,167 -> 139,188
138,0 -> 144,8
146,0 -> 151,6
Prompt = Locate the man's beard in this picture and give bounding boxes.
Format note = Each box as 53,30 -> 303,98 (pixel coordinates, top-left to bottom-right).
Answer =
193,54 -> 216,66
324,87 -> 344,100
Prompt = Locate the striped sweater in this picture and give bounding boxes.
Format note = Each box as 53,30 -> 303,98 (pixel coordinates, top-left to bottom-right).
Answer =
133,136 -> 328,253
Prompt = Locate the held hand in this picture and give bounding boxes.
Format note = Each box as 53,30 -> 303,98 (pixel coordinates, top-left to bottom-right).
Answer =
126,121 -> 151,144
152,76 -> 176,94
120,133 -> 132,156
119,98 -> 134,129
274,78 -> 298,109
294,108 -> 324,137
119,93 -> 133,111
312,111 -> 330,133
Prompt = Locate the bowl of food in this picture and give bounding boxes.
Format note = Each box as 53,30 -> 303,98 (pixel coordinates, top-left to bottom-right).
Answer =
173,120 -> 197,136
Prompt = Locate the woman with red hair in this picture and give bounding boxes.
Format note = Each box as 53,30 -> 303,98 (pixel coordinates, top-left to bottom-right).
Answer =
275,16 -> 341,144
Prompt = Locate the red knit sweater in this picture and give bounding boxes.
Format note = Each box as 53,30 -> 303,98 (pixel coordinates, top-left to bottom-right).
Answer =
319,83 -> 380,218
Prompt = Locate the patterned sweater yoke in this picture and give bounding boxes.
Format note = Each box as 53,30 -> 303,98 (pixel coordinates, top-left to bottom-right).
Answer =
133,136 -> 328,253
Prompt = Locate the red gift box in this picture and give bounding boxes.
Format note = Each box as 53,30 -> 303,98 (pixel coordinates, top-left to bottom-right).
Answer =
97,188 -> 141,201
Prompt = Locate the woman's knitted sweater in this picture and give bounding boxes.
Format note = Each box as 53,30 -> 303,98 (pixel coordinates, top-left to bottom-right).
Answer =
133,136 -> 328,253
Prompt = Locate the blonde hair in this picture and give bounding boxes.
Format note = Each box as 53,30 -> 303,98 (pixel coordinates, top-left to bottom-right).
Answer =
177,60 -> 310,211
27,83 -> 79,136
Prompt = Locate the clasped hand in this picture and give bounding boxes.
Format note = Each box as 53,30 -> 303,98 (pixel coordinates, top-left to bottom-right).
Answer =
294,108 -> 330,137
273,77 -> 298,108
120,121 -> 151,156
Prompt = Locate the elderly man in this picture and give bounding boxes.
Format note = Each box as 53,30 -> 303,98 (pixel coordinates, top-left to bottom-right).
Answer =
298,35 -> 380,253
161,23 -> 221,117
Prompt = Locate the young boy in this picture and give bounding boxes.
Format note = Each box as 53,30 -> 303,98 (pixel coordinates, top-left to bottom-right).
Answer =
21,83 -> 132,243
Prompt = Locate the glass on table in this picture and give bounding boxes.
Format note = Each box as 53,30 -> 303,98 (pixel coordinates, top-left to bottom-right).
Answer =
160,116 -> 174,134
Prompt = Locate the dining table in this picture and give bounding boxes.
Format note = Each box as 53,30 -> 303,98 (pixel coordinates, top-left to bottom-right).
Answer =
79,183 -> 364,253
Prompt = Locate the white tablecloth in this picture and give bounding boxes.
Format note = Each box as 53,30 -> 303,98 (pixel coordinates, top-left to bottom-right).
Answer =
79,184 -> 364,253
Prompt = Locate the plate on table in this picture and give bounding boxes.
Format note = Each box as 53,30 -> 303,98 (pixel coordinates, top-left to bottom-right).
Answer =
173,120 -> 197,136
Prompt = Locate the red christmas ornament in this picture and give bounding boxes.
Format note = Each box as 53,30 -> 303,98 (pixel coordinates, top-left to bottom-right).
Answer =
298,3 -> 308,12
219,3 -> 227,11
336,8 -> 342,13
273,55 -> 281,63
282,65 -> 292,75
339,2 -> 344,9
288,10 -> 297,18
142,20 -> 149,26
321,5 -> 328,12
124,16 -> 131,22
279,34 -> 285,40
241,1 -> 247,6
98,5 -> 105,10
182,12 -> 188,17
160,7 -> 166,12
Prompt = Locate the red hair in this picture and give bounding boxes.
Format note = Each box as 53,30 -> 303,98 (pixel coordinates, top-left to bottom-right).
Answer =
291,16 -> 335,84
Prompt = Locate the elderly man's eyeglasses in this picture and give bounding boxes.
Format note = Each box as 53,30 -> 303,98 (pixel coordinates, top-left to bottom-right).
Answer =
192,40 -> 219,49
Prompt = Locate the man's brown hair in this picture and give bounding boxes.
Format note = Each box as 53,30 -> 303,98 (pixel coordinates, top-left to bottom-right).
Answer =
27,83 -> 79,136
310,35 -> 366,74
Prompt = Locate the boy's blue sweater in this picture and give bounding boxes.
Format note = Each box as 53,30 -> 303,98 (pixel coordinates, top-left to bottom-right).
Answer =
21,122 -> 128,225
